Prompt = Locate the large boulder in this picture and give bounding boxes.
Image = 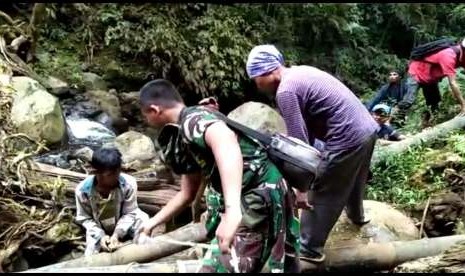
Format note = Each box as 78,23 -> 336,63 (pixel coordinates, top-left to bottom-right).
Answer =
227,101 -> 287,135
112,131 -> 157,170
10,77 -> 66,144
323,200 -> 419,249
82,72 -> 108,91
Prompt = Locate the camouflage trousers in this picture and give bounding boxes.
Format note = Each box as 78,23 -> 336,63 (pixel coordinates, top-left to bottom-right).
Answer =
200,180 -> 300,273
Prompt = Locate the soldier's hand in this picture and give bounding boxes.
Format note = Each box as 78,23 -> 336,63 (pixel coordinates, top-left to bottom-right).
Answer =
136,218 -> 157,238
216,211 -> 242,254
99,235 -> 111,252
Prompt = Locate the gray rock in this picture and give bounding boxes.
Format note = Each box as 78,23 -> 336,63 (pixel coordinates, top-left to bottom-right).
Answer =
323,200 -> 420,249
86,89 -> 122,120
227,101 -> 287,135
10,76 -> 66,144
82,72 -> 108,91
71,146 -> 94,162
46,76 -> 69,96
114,131 -> 157,169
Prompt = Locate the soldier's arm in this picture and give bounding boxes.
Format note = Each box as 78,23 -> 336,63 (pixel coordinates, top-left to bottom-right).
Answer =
142,172 -> 202,230
204,122 -> 243,217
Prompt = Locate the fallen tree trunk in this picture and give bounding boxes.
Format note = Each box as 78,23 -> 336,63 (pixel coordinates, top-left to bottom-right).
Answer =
394,240 -> 465,272
371,116 -> 465,166
26,235 -> 465,273
299,234 -> 465,272
25,235 -> 465,273
27,223 -> 208,272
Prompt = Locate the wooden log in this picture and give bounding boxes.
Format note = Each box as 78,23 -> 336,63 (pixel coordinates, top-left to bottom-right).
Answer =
29,162 -> 180,191
138,203 -> 160,216
27,223 -> 208,272
26,162 -> 201,208
394,240 -> 465,272
25,235 -> 465,273
20,261 -> 192,273
371,116 -> 465,166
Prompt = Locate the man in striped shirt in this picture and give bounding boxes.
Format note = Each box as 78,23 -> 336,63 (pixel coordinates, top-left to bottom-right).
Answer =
246,45 -> 379,264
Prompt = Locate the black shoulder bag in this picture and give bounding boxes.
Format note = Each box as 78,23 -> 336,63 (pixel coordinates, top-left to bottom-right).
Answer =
221,115 -> 321,192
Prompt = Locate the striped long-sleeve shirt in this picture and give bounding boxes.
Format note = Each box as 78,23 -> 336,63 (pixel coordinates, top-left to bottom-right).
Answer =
275,65 -> 378,152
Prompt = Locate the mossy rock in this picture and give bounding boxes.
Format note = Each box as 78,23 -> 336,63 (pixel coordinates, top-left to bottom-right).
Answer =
324,200 -> 419,249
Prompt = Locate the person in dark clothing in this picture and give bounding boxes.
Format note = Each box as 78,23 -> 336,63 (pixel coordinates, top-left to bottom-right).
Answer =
371,104 -> 406,144
366,70 -> 408,110
366,70 -> 410,127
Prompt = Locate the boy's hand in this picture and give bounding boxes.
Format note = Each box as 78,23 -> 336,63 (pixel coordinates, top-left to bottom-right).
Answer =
99,235 -> 111,251
109,234 -> 122,251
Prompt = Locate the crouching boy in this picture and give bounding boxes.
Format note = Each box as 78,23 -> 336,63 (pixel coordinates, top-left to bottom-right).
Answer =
75,147 -> 149,256
371,104 -> 406,144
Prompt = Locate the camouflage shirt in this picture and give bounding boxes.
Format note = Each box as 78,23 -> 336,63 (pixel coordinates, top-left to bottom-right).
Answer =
179,106 -> 277,193
158,106 -> 300,272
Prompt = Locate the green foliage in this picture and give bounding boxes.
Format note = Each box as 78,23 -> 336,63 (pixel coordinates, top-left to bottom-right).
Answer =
28,3 -> 465,103
368,130 -> 465,209
33,46 -> 83,86
88,4 -> 260,98
367,145 -> 440,208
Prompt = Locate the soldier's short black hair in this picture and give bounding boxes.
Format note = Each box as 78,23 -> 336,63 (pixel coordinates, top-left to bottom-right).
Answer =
139,79 -> 184,109
90,147 -> 122,172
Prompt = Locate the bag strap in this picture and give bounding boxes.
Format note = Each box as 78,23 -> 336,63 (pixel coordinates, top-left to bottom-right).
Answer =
420,45 -> 461,66
453,45 -> 462,65
216,113 -> 272,146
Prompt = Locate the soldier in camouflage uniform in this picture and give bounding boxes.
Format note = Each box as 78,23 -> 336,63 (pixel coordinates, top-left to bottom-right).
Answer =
136,79 -> 300,273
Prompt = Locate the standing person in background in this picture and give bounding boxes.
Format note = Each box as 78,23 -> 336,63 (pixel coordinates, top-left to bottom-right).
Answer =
246,45 -> 378,263
365,69 -> 410,127
75,147 -> 149,256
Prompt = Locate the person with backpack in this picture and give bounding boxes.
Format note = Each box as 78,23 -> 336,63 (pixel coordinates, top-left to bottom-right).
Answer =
246,45 -> 378,263
403,38 -> 465,124
136,79 -> 300,273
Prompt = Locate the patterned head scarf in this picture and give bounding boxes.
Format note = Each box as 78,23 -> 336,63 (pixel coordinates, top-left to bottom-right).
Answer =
246,45 -> 285,79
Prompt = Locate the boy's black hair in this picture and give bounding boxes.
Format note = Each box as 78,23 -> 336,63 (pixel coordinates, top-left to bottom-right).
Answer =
90,147 -> 122,172
388,68 -> 403,78
139,79 -> 184,109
